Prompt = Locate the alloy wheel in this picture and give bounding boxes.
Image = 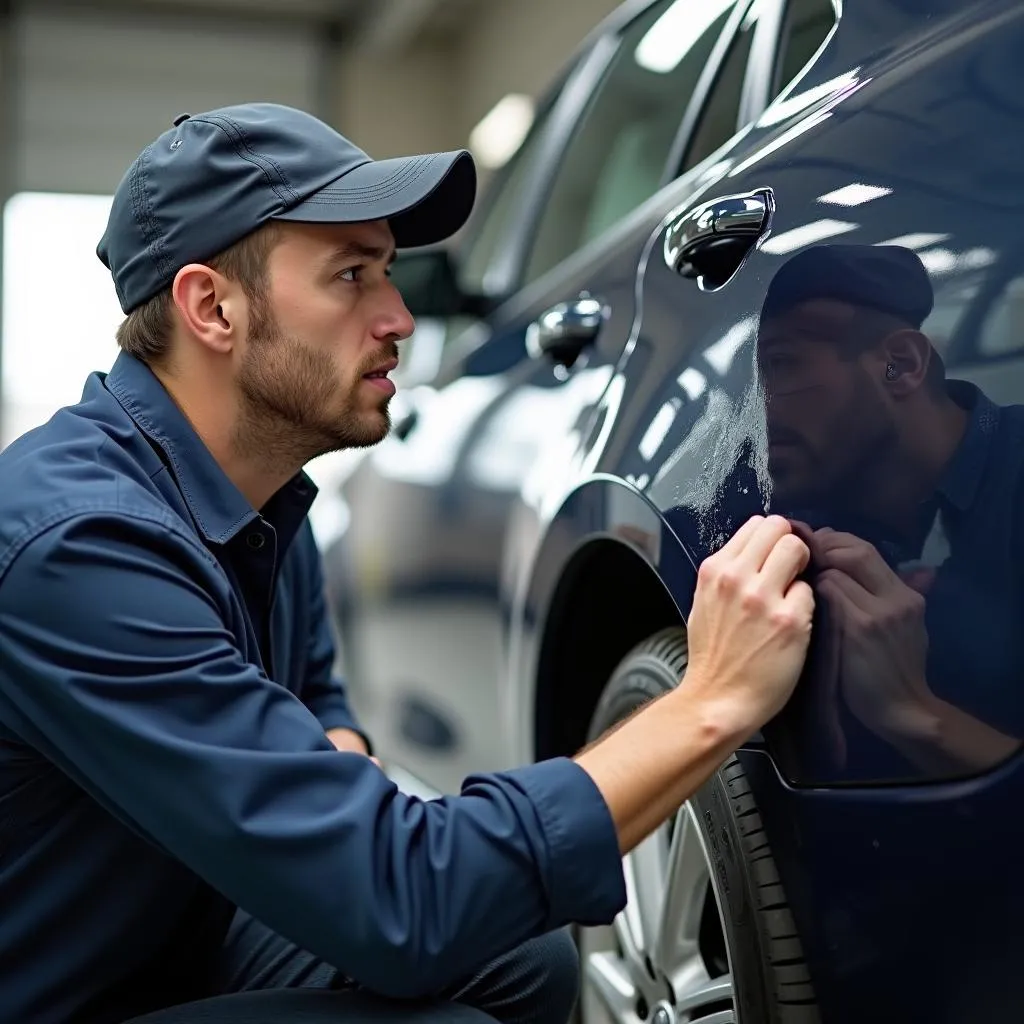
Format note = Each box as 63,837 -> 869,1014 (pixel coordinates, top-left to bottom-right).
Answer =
579,802 -> 735,1024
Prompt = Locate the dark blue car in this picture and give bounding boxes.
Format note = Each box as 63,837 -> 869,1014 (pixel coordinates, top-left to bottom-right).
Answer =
324,0 -> 1024,1020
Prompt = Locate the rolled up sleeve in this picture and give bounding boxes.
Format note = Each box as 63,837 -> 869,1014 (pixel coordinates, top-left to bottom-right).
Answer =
0,510 -> 625,998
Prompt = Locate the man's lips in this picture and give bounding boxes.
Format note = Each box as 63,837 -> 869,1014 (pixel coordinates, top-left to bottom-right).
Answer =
362,359 -> 399,395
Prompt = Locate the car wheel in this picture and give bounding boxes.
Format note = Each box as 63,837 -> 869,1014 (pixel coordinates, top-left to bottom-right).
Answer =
576,627 -> 819,1024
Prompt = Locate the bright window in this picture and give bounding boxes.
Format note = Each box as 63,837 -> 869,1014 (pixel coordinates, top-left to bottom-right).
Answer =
2,191 -> 122,447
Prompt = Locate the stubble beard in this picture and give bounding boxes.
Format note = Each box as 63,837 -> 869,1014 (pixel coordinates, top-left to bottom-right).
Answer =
233,301 -> 392,471
772,369 -> 898,513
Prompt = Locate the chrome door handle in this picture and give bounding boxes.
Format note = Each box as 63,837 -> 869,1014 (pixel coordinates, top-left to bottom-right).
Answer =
664,187 -> 774,287
526,294 -> 606,368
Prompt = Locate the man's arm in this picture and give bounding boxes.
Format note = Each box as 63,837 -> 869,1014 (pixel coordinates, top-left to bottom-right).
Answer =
0,510 -> 626,998
576,515 -> 814,851
809,528 -> 1021,775
293,522 -> 373,757
0,510 -> 811,995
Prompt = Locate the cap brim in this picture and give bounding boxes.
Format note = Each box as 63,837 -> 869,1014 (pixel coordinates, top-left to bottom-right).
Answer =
274,150 -> 476,249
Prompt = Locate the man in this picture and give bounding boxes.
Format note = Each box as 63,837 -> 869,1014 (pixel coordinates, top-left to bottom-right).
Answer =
0,103 -> 814,1024
758,243 -> 1024,778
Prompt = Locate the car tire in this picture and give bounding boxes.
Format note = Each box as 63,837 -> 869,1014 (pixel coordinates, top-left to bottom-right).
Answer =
575,626 -> 819,1024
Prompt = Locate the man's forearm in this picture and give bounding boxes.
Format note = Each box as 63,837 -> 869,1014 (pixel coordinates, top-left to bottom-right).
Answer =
575,684 -> 747,854
574,515 -> 814,855
881,692 -> 1020,775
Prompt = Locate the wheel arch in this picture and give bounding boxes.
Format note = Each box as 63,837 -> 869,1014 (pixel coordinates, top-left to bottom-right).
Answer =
517,475 -> 698,763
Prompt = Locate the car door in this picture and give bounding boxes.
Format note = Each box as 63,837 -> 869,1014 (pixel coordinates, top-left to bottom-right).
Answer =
336,0 -> 765,795
625,0 -> 1024,1019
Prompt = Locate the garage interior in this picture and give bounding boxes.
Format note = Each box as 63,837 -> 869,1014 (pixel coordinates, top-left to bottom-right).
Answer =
0,0 -> 622,451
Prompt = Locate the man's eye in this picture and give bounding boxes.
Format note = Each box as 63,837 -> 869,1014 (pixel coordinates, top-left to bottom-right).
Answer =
338,267 -> 360,283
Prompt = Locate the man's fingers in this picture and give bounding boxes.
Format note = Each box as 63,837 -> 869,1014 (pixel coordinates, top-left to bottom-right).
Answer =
784,578 -> 816,624
734,515 -> 793,572
819,545 -> 891,592
817,567 -> 874,616
789,519 -> 815,547
716,514 -> 767,559
760,532 -> 810,590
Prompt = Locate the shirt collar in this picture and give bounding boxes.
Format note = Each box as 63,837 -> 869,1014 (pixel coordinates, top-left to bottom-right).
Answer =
102,352 -> 317,545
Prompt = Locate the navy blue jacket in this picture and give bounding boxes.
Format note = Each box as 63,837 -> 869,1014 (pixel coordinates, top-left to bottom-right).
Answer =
0,353 -> 625,1023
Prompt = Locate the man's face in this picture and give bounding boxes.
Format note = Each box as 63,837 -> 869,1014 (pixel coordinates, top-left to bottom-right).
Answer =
758,299 -> 896,509
235,219 -> 414,458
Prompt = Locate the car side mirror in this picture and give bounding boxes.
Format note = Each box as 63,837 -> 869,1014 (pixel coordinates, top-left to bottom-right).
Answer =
390,246 -> 493,319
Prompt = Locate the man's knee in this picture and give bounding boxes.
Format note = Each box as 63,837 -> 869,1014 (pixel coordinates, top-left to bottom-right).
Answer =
524,928 -> 580,1020
455,928 -> 580,1024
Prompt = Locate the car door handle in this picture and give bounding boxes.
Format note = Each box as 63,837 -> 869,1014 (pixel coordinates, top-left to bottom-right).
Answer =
664,187 -> 774,289
526,294 -> 606,368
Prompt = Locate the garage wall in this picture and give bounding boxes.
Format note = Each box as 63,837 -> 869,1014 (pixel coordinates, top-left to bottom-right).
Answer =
331,0 -> 626,160
334,43 -> 464,161
456,0 -> 625,129
10,3 -> 325,196
7,0 -> 632,193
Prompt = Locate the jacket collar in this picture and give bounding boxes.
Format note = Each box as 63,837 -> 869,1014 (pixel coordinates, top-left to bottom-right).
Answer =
103,352 -> 317,545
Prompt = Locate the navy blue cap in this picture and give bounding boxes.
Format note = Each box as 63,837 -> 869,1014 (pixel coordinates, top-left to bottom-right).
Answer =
98,103 -> 477,313
762,243 -> 934,328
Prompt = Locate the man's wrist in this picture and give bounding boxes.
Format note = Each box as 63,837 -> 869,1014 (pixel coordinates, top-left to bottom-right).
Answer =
881,694 -> 944,747
668,675 -> 757,753
326,726 -> 371,755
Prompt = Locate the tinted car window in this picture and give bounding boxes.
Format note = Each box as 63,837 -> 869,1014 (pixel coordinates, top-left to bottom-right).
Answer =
524,0 -> 737,285
772,0 -> 836,97
682,0 -> 760,172
458,98 -> 556,296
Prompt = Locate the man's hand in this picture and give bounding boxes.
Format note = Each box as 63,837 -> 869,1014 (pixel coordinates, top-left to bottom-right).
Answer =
576,515 -> 814,854
683,514 -> 815,736
326,727 -> 382,768
810,529 -> 934,742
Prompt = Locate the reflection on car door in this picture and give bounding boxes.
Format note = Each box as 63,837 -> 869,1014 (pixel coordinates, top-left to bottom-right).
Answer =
627,5 -> 1024,1016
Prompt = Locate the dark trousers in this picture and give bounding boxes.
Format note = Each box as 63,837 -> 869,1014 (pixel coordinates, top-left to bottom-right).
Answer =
126,910 -> 580,1024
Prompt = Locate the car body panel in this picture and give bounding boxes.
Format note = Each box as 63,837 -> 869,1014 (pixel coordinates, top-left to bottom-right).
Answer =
327,0 -> 1024,1016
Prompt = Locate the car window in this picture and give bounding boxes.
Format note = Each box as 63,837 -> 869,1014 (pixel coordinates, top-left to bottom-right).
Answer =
524,0 -> 738,285
681,0 -> 761,172
771,0 -> 836,99
458,95 -> 558,297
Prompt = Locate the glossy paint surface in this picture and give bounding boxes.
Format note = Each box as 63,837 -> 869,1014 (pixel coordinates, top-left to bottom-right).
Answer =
325,1 -> 1024,1018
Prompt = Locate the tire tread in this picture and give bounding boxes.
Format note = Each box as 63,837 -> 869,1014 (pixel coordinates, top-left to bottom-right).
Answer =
584,627 -> 820,1024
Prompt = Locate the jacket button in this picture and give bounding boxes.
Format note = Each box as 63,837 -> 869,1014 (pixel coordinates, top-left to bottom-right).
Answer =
246,532 -> 266,551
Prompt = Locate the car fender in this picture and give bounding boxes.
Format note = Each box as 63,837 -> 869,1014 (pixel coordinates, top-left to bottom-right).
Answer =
501,473 -> 698,764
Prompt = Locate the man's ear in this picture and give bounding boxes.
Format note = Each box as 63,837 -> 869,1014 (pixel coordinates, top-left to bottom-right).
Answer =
879,328 -> 932,396
171,264 -> 238,355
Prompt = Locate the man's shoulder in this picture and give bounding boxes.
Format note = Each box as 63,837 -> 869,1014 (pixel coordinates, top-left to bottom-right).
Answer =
0,398 -> 193,578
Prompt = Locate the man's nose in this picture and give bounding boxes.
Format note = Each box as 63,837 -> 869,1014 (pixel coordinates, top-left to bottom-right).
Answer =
376,286 -> 416,342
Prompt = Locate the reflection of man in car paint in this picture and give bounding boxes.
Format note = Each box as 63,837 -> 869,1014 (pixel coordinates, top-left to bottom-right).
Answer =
757,243 -> 1024,776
